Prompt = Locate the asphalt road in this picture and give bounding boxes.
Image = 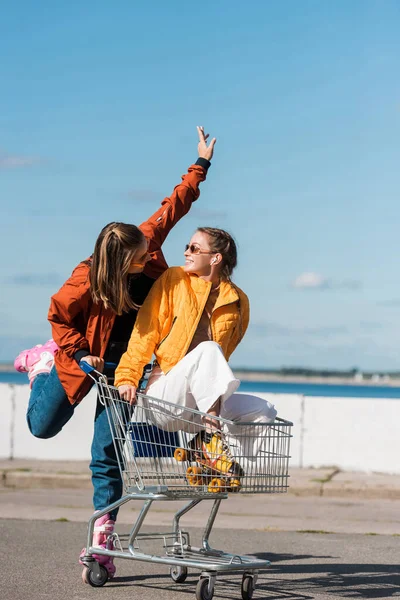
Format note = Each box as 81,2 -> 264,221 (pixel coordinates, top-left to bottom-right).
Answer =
2,486 -> 400,535
1,519 -> 399,600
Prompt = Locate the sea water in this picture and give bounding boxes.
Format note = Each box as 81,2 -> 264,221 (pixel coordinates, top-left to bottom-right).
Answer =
2,371 -> 400,398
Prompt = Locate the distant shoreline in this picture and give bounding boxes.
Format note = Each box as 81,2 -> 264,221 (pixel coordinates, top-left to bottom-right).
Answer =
233,371 -> 400,386
2,362 -> 400,387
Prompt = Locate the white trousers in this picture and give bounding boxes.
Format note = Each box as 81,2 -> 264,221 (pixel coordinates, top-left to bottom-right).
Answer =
141,341 -> 277,434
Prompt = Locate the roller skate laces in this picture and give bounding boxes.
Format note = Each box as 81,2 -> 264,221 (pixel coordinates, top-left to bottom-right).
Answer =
174,431 -> 244,492
79,513 -> 116,581
194,430 -> 243,477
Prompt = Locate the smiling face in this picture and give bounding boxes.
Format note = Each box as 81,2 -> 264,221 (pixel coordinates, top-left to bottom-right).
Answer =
183,230 -> 218,277
128,237 -> 151,274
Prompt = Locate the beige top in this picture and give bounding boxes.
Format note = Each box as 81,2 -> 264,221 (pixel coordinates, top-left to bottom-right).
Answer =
186,286 -> 220,354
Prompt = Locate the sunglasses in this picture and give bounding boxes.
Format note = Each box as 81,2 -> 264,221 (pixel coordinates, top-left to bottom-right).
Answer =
185,243 -> 216,255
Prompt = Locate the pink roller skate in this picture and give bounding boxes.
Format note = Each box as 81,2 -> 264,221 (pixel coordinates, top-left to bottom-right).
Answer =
79,513 -> 116,583
14,340 -> 58,386
14,339 -> 58,373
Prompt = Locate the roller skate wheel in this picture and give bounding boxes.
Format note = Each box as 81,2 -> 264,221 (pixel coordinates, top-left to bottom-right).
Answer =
229,478 -> 241,493
186,466 -> 204,486
174,448 -> 187,462
208,477 -> 226,493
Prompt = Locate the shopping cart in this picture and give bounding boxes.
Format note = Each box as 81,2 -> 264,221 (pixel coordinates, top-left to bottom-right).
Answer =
80,364 -> 293,600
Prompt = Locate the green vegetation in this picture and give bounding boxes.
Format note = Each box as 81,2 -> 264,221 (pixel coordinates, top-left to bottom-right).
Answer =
234,366 -> 400,381
297,530 -> 333,534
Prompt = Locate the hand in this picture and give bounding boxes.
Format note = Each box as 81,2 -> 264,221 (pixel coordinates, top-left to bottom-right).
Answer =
203,415 -> 221,433
118,384 -> 137,405
83,355 -> 104,371
197,126 -> 216,161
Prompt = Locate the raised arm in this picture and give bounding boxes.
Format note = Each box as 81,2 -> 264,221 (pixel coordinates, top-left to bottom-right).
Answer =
141,127 -> 216,278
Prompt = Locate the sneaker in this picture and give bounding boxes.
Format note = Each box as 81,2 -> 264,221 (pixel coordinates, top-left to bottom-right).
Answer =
193,430 -> 243,477
79,513 -> 116,580
27,351 -> 55,386
14,339 -> 58,373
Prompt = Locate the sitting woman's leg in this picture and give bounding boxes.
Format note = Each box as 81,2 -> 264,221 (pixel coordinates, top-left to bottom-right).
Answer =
220,392 -> 277,424
144,341 -> 239,430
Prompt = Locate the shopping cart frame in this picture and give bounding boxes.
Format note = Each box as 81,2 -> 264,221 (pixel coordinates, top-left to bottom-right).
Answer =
80,363 -> 293,599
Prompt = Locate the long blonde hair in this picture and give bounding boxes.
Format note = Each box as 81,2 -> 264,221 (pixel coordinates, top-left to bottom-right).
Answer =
90,222 -> 145,314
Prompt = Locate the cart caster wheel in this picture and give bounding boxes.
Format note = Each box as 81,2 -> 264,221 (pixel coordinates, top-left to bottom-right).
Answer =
196,577 -> 214,600
170,564 -> 188,583
82,565 -> 108,587
241,574 -> 255,600
186,466 -> 204,486
208,477 -> 225,493
174,448 -> 187,462
229,478 -> 241,493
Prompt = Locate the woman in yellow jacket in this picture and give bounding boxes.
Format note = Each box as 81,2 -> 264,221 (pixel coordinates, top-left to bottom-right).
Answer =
115,227 -> 277,439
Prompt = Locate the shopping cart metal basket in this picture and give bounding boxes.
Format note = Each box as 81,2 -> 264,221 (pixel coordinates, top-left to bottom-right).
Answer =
80,364 -> 293,599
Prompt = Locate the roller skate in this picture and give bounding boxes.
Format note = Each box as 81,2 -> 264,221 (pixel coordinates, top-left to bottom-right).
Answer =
174,430 -> 244,493
79,513 -> 116,583
14,339 -> 58,373
14,339 -> 58,386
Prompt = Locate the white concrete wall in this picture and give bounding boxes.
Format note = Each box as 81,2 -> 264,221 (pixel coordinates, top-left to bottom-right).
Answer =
1,383 -> 96,461
1,383 -> 399,474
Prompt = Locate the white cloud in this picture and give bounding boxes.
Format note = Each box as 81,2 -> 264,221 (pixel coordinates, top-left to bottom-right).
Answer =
292,272 -> 361,290
0,151 -> 40,169
292,272 -> 328,289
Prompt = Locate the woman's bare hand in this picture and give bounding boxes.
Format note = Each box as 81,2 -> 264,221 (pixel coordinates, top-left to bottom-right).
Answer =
197,126 -> 216,161
118,385 -> 137,405
83,355 -> 104,371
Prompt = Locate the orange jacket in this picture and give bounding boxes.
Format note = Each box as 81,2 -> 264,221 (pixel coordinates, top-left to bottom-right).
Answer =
115,267 -> 250,389
48,164 -> 208,404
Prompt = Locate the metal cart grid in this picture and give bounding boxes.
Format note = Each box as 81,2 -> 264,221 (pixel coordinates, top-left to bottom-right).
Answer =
81,370 -> 293,600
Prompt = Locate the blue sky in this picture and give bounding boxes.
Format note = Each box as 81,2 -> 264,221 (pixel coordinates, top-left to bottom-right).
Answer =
1,0 -> 400,371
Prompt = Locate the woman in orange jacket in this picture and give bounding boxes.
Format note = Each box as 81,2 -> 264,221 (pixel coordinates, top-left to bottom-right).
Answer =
13,127 -> 216,579
115,227 -> 277,461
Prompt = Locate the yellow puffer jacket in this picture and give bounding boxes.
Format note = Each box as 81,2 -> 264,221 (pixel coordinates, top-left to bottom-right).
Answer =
115,266 -> 250,388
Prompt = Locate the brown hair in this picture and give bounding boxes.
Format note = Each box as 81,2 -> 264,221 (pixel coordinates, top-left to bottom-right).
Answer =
197,227 -> 238,281
90,222 -> 145,314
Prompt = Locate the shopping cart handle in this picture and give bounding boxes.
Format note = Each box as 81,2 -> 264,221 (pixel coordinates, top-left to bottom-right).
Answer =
79,360 -> 117,374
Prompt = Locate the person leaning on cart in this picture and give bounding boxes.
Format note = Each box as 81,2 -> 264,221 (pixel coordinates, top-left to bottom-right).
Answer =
13,126 -> 216,581
114,226 -> 277,448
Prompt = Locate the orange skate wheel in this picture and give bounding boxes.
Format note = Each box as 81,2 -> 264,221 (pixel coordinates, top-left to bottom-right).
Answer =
229,478 -> 241,493
174,448 -> 187,462
208,477 -> 226,493
186,466 -> 204,486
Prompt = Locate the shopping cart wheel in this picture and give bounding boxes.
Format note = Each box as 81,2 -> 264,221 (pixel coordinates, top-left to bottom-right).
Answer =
196,576 -> 214,600
174,448 -> 187,462
241,574 -> 254,600
82,565 -> 108,587
170,564 -> 188,583
186,466 -> 204,486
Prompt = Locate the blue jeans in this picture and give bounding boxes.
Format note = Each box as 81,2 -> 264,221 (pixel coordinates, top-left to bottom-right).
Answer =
26,366 -> 122,520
